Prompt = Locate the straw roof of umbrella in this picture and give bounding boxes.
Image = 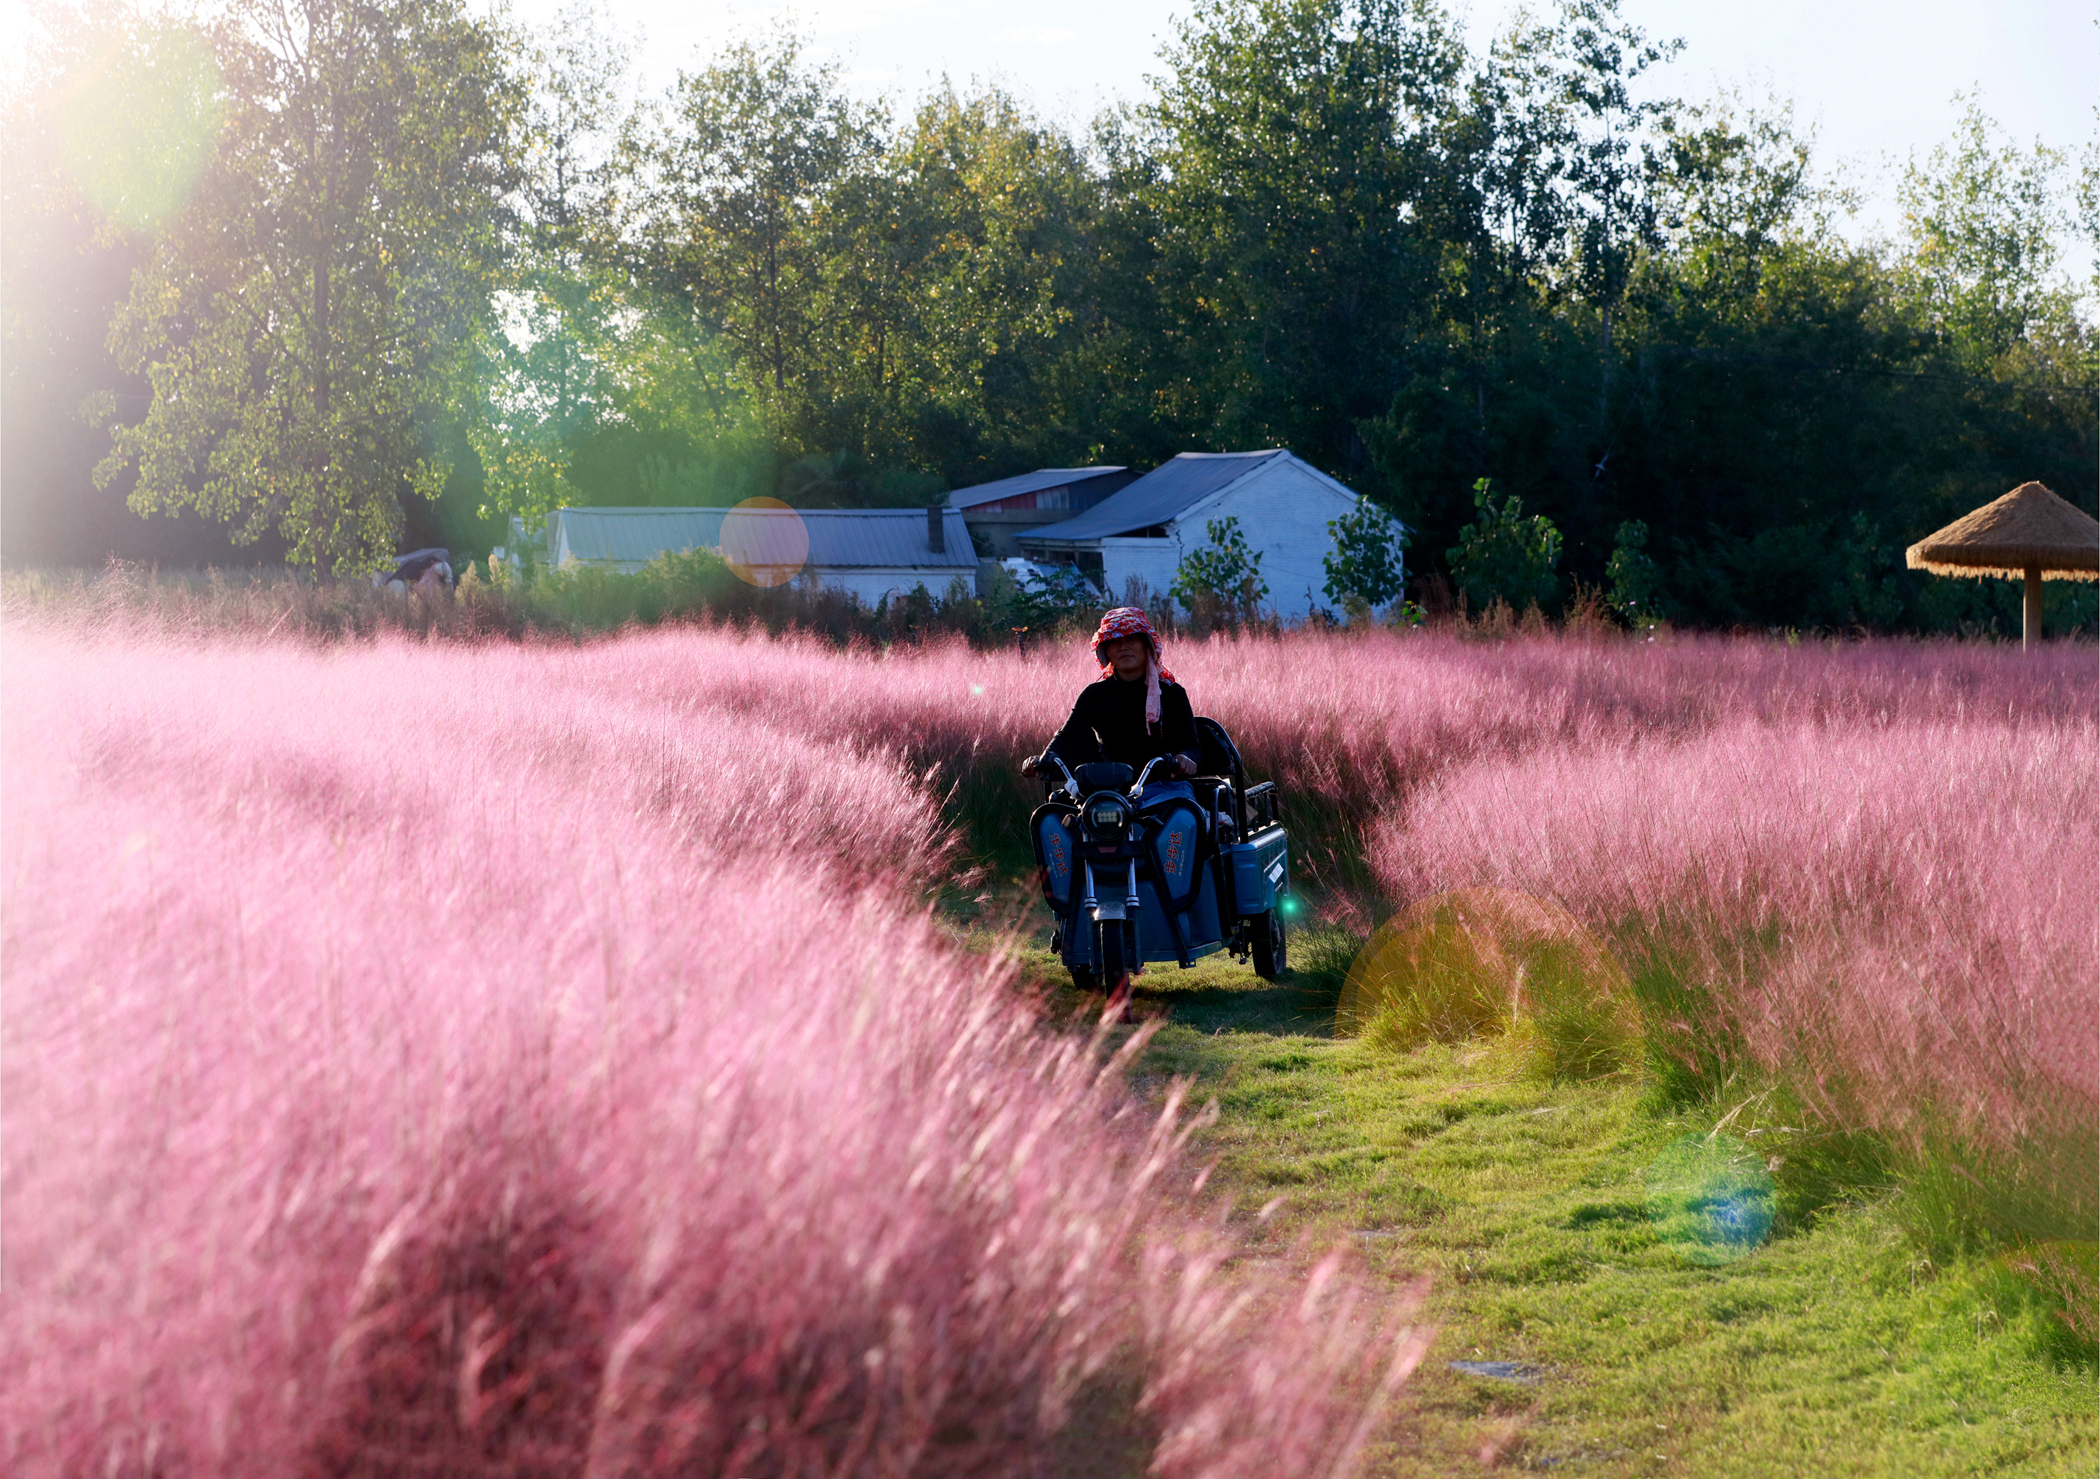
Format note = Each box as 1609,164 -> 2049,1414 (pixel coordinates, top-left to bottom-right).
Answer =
1906,482 -> 2100,582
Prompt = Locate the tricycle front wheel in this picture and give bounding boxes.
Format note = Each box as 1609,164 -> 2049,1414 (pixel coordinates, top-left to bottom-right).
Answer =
1098,920 -> 1130,995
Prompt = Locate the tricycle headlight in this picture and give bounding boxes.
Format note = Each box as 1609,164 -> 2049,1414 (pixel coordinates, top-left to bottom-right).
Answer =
1088,798 -> 1129,831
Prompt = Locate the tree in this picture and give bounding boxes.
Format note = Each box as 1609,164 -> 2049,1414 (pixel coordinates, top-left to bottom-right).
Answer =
1898,99 -> 2078,367
1,9 -> 162,564
999,562 -> 1104,635
1172,515 -> 1269,623
1604,518 -> 1657,620
1649,93 -> 1840,304
636,30 -> 875,429
1142,0 -> 1462,469
814,84 -> 1102,481
469,4 -> 633,526
93,0 -> 518,573
1548,0 -> 1680,339
1321,495 -> 1408,613
1448,477 -> 1560,611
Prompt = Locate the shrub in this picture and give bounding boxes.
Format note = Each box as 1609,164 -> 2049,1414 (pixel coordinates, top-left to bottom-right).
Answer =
1605,519 -> 1661,623
1172,516 -> 1269,627
1321,496 -> 1408,616
1446,478 -> 1560,613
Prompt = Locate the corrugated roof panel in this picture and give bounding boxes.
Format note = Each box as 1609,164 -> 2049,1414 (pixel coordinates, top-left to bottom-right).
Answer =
719,509 -> 811,568
946,466 -> 1129,510
802,509 -> 975,569
561,509 -> 725,565
1019,451 -> 1286,544
552,507 -> 975,571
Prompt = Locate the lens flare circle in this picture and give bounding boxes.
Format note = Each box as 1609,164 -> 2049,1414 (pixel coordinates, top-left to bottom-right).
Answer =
718,497 -> 809,588
1644,1132 -> 1776,1266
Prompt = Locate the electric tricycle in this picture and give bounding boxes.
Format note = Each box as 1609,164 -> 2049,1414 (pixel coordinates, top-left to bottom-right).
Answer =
1028,718 -> 1291,997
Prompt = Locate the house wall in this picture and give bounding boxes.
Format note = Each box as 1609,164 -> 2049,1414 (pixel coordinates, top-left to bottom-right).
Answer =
1172,460 -> 1373,620
1098,536 -> 1185,607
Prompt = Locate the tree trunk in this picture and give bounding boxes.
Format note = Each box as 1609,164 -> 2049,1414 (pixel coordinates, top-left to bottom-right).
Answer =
2023,563 -> 2042,649
314,84 -> 334,493
1599,304 -> 1612,422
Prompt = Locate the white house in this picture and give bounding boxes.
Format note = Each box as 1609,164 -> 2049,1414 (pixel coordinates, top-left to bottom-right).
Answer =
541,505 -> 978,606
1016,450 -> 1398,621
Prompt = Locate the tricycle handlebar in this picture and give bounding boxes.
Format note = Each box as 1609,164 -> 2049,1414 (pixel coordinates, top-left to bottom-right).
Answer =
1036,751 -> 1079,799
1130,755 -> 1171,795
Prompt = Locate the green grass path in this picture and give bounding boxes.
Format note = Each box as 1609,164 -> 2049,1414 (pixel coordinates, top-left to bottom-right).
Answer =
995,935 -> 2097,1476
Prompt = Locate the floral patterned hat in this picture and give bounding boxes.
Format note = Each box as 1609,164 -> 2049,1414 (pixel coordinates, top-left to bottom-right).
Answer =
1090,607 -> 1174,725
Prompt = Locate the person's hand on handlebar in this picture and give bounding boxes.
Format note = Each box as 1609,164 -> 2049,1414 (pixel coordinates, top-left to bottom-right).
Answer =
1020,753 -> 1042,778
1168,751 -> 1200,778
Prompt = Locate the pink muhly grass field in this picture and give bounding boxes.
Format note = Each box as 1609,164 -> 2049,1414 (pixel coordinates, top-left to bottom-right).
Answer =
554,623 -> 2094,897
1,624 -> 1427,1478
1368,717 -> 2099,1226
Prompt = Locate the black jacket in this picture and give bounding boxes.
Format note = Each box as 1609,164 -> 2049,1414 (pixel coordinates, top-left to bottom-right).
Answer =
1046,676 -> 1196,774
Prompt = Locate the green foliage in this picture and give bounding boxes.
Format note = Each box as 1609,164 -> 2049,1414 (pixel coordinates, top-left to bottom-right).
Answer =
468,11 -> 633,526
1899,98 -> 2079,368
1447,478 -> 1561,612
1138,0 -> 1462,467
817,85 -> 1103,476
56,22 -> 221,234
88,0 -> 519,575
628,43 -> 1111,489
638,29 -> 876,422
1171,515 -> 1269,623
995,563 -> 1103,634
1604,518 -> 1659,620
1321,496 -> 1408,613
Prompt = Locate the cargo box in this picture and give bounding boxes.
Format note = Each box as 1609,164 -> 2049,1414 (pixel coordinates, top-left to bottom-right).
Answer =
1226,825 -> 1288,917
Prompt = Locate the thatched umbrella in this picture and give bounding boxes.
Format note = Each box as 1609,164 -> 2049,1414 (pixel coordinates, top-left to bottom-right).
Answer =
1906,482 -> 2100,648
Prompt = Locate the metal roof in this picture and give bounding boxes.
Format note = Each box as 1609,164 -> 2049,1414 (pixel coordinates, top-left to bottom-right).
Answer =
551,507 -> 976,570
1018,451 -> 1289,545
946,466 -> 1130,510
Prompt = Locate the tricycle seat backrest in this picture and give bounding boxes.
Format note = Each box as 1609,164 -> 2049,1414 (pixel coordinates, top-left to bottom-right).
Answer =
1191,718 -> 1242,780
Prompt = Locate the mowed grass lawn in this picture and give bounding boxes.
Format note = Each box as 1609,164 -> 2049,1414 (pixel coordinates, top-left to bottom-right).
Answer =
986,930 -> 2098,1477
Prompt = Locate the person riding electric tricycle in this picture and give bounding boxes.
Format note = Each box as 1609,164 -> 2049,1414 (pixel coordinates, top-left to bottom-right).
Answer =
1023,608 -> 1291,1018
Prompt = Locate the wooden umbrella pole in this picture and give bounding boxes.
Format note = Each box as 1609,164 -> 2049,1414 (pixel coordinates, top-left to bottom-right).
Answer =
2023,562 -> 2042,649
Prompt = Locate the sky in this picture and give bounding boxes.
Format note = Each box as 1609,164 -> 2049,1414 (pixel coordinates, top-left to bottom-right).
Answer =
5,0 -> 2095,253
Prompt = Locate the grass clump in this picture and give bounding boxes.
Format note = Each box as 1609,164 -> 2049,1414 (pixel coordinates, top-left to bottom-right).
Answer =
1336,889 -> 1642,1083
